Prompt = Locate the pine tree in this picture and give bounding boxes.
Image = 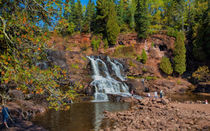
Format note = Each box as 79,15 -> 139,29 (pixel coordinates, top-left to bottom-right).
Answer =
160,57 -> 173,75
118,0 -> 124,24
173,32 -> 186,75
75,0 -> 83,32
129,0 -> 136,30
141,49 -> 147,64
95,0 -> 109,36
69,0 -> 76,23
106,1 -> 120,45
193,6 -> 210,61
135,0 -> 149,39
84,0 -> 95,33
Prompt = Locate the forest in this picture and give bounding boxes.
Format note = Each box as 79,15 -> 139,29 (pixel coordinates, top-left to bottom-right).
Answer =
0,0 -> 209,109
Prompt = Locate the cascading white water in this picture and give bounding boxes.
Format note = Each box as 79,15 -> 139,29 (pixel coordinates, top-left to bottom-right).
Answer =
87,56 -> 131,102
107,57 -> 125,81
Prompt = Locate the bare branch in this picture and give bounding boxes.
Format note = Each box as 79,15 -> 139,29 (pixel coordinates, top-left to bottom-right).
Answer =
0,16 -> 14,44
32,0 -> 51,14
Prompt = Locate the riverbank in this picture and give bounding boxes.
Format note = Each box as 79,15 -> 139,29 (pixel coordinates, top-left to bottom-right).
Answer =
103,98 -> 210,130
0,100 -> 47,131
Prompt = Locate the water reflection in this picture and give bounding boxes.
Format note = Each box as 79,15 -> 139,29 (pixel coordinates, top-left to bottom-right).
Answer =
33,102 -> 130,131
169,93 -> 210,102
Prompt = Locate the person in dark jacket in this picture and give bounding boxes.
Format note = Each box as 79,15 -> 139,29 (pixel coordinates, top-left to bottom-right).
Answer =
2,105 -> 10,128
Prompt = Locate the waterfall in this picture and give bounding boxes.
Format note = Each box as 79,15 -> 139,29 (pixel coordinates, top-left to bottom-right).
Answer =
87,56 -> 132,102
107,57 -> 125,81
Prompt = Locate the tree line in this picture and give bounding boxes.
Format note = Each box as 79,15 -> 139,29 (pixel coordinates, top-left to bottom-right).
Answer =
61,0 -> 209,60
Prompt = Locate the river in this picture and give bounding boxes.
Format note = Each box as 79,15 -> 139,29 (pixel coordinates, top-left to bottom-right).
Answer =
33,102 -> 130,131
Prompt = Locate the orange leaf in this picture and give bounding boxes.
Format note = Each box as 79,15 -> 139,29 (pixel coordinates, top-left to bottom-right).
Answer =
23,17 -> 26,24
5,80 -> 8,84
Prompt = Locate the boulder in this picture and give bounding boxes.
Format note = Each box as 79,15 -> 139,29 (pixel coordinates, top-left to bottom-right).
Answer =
161,98 -> 170,105
9,90 -> 24,100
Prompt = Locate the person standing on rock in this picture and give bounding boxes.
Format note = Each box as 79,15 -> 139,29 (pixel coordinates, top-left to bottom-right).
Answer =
160,90 -> 164,98
142,78 -> 149,92
1,104 -> 10,128
154,92 -> 158,98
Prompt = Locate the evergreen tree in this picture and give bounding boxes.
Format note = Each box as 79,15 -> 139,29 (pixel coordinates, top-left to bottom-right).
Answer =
118,0 -> 125,25
192,4 -> 210,61
84,0 -> 95,33
129,0 -> 136,30
106,1 -> 120,45
135,0 -> 149,39
95,0 -> 109,36
69,0 -> 76,23
160,57 -> 173,75
75,0 -> 83,32
141,49 -> 147,64
173,32 -> 186,75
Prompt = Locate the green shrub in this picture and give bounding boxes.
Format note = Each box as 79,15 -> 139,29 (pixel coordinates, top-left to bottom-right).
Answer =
56,19 -> 75,36
103,38 -> 109,49
128,60 -> 136,67
91,37 -> 101,51
120,23 -> 132,33
141,49 -> 147,64
173,31 -> 186,75
145,76 -> 157,80
192,66 -> 210,82
151,42 -> 155,48
160,57 -> 173,75
167,27 -> 178,38
71,64 -> 79,69
142,67 -> 147,72
136,55 -> 141,62
112,46 -> 136,58
81,56 -> 87,61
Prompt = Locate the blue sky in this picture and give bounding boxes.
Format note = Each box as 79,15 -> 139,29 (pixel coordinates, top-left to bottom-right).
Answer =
79,0 -> 96,6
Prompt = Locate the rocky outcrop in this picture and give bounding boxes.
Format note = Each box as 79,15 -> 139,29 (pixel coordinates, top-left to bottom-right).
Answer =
148,78 -> 191,93
103,98 -> 210,130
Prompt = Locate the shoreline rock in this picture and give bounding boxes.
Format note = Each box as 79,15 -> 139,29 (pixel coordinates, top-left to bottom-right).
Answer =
103,98 -> 210,130
0,100 -> 47,131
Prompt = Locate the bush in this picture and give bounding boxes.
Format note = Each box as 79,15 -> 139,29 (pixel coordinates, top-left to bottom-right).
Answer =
91,37 -> 101,51
136,55 -> 141,62
141,49 -> 147,64
192,66 -> 210,82
167,27 -> 178,38
120,23 -> 132,33
56,19 -> 75,36
103,38 -> 109,49
173,31 -> 186,75
160,57 -> 173,75
112,45 -> 136,58
151,42 -> 155,48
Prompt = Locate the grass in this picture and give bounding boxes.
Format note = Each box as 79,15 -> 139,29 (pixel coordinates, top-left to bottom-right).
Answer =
145,76 -> 157,80
112,45 -> 136,58
71,64 -> 79,69
127,75 -> 157,81
128,60 -> 136,67
81,56 -> 87,61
